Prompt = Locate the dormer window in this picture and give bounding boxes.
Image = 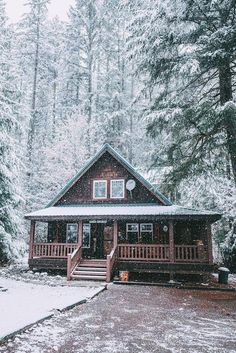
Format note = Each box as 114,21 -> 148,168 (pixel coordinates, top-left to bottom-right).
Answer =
93,180 -> 107,199
111,179 -> 125,199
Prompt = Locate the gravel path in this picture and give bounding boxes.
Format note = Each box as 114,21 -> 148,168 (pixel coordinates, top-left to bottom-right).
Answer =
0,284 -> 236,353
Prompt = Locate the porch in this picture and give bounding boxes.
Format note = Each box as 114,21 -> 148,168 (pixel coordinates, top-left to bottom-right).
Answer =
27,216 -> 214,281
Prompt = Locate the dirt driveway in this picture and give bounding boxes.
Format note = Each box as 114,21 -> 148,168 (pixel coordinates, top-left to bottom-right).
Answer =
1,284 -> 236,353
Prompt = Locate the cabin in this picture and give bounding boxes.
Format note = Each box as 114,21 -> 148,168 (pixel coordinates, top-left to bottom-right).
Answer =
25,144 -> 221,281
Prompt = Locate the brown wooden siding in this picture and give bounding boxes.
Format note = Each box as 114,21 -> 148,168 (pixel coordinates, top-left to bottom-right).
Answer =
56,152 -> 163,205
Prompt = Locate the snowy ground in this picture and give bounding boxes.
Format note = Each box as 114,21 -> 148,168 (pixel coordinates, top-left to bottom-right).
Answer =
0,269 -> 105,340
0,284 -> 235,353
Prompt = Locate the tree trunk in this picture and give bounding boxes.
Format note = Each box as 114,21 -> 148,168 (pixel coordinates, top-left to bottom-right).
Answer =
28,12 -> 40,164
219,60 -> 236,183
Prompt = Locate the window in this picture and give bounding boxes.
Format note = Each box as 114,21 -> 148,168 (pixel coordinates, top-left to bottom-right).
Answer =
83,223 -> 91,248
93,180 -> 107,199
66,224 -> 78,243
126,223 -> 139,243
140,223 -> 153,243
111,179 -> 125,198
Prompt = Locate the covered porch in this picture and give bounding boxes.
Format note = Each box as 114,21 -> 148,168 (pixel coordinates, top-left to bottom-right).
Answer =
25,204 -> 221,281
28,220 -> 212,264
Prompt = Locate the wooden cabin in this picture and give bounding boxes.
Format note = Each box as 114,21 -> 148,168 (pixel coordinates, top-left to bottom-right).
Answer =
25,144 -> 221,281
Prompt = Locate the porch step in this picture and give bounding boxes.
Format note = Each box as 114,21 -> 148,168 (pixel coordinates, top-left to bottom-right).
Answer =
71,259 -> 107,281
79,263 -> 107,268
75,266 -> 106,272
71,274 -> 106,281
73,270 -> 106,276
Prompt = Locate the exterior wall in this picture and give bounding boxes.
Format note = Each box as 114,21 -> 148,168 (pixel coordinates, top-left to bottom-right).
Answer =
55,152 -> 163,205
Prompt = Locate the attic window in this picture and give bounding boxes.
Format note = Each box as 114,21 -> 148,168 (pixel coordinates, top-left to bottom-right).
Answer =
93,180 -> 107,199
111,179 -> 125,198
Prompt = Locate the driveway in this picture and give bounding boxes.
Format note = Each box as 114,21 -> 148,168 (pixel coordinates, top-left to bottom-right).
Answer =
1,284 -> 236,353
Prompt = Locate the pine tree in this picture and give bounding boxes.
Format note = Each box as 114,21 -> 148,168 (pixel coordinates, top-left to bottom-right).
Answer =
0,0 -> 24,262
126,0 -> 236,185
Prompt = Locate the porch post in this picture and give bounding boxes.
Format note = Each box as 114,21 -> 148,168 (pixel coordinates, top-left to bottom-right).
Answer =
113,220 -> 118,248
207,221 -> 213,264
29,220 -> 36,260
169,220 -> 174,262
78,220 -> 83,247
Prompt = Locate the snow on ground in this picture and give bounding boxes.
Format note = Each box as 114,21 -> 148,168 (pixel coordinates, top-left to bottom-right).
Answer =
0,285 -> 235,353
0,275 -> 105,340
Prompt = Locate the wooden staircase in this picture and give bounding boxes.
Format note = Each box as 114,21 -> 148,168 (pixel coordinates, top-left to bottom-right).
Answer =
71,259 -> 107,281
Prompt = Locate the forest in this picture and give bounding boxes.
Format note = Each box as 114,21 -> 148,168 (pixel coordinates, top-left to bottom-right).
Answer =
0,0 -> 235,270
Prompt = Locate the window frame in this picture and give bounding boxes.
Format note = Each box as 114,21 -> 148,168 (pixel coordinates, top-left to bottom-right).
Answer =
140,223 -> 153,242
110,179 -> 125,199
126,223 -> 139,241
93,179 -> 107,199
66,223 -> 78,243
82,223 -> 91,248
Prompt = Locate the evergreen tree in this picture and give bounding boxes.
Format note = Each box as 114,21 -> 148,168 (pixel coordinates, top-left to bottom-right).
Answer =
0,0 -> 24,262
126,0 -> 236,185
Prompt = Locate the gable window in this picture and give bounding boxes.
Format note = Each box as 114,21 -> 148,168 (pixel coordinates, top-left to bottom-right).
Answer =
126,223 -> 139,243
111,179 -> 125,199
66,223 -> 78,243
140,223 -> 153,243
93,180 -> 107,199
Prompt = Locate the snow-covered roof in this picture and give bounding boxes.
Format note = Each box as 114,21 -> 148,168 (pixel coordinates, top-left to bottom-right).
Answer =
47,144 -> 172,207
25,204 -> 221,221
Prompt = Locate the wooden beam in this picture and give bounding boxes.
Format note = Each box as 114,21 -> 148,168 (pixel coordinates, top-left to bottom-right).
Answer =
207,221 -> 213,264
113,220 -> 118,247
29,220 -> 36,260
78,220 -> 83,247
169,220 -> 174,263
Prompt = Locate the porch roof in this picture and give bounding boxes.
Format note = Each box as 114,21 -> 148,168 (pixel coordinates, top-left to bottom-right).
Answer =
25,204 -> 221,222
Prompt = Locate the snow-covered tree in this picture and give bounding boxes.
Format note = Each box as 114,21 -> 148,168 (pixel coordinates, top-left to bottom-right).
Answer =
0,1 -> 25,263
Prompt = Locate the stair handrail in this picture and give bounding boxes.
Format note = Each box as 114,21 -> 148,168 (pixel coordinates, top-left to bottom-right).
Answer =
67,244 -> 82,280
106,245 -> 118,282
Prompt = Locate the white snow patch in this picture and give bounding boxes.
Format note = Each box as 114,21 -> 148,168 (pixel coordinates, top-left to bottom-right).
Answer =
0,277 -> 104,339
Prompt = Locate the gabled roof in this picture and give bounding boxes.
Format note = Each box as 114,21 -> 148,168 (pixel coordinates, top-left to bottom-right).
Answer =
47,143 -> 172,207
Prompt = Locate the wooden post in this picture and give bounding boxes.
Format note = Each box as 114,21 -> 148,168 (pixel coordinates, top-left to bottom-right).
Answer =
169,220 -> 174,263
78,220 -> 83,247
207,221 -> 213,264
113,220 -> 118,248
29,220 -> 36,260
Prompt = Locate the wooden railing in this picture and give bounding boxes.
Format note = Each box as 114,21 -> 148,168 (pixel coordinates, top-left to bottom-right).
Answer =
118,244 -> 207,263
175,245 -> 206,262
118,244 -> 170,261
32,243 -> 78,258
67,245 -> 82,280
106,245 -> 118,282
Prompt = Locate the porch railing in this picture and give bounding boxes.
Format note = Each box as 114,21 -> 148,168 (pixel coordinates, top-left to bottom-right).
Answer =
118,244 -> 170,261
106,245 -> 118,282
175,245 -> 206,262
32,243 -> 78,258
67,244 -> 82,280
118,244 -> 207,262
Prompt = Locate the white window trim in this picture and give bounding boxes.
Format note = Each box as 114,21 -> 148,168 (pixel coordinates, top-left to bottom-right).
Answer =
82,223 -> 91,248
126,223 -> 139,240
93,179 -> 107,199
140,223 -> 153,241
66,223 -> 78,243
110,179 -> 125,199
